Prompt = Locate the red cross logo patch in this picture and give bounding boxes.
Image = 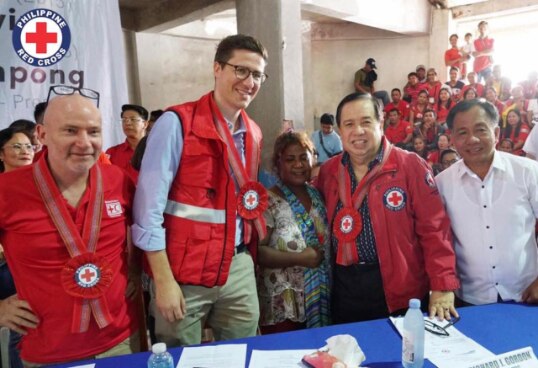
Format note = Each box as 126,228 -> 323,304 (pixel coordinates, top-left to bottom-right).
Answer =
105,200 -> 123,218
383,187 -> 406,211
340,215 -> 354,234
12,9 -> 71,67
74,263 -> 101,288
242,189 -> 259,210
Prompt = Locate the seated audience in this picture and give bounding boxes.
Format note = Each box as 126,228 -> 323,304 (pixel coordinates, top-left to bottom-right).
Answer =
436,99 -> 538,306
500,109 -> 530,156
427,133 -> 451,168
488,64 -> 511,101
425,68 -> 442,104
414,109 -> 446,151
435,87 -> 454,124
311,113 -> 343,164
461,72 -> 485,97
384,88 -> 410,120
443,67 -> 465,102
412,135 -> 429,162
257,131 -> 330,334
485,87 -> 505,124
384,108 -> 413,148
463,87 -> 478,101
439,148 -> 460,172
503,85 -> 531,126
409,90 -> 431,126
499,138 -> 514,154
403,72 -> 427,104
354,57 -> 389,107
521,71 -> 538,100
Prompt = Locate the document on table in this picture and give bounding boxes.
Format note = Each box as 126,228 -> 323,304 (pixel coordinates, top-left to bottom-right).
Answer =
390,316 -> 494,368
248,349 -> 316,368
177,343 -> 247,368
66,365 -> 95,368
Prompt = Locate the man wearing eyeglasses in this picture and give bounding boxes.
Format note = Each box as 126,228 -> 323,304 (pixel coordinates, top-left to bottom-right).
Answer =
133,34 -> 268,347
106,104 -> 149,183
0,93 -> 140,365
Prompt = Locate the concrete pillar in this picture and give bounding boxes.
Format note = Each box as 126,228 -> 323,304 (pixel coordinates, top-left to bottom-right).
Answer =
429,8 -> 455,83
236,0 -> 305,168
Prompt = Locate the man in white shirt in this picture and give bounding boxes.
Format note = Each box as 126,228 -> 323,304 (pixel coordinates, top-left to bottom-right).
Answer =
436,99 -> 538,305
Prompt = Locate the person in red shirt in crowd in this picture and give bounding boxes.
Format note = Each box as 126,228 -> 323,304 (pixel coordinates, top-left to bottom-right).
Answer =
486,64 -> 511,102
500,109 -> 530,156
443,67 -> 465,103
414,109 -> 447,151
384,88 -> 410,121
106,104 -> 148,183
427,133 -> 451,168
435,87 -> 454,124
485,87 -> 505,124
403,72 -> 427,105
0,92 -> 140,365
503,85 -> 531,126
409,90 -> 431,126
461,72 -> 485,98
445,34 -> 467,80
412,135 -> 429,161
462,88 -> 478,101
521,71 -> 538,100
385,108 -> 413,148
473,20 -> 495,83
425,68 -> 442,105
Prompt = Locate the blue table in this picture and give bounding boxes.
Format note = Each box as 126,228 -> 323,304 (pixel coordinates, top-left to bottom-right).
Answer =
52,303 -> 538,367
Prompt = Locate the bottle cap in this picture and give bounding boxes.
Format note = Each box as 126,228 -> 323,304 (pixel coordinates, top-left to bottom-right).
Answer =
409,298 -> 421,309
152,342 -> 167,354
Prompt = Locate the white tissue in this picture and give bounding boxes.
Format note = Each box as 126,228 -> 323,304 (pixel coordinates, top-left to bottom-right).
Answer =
323,334 -> 366,367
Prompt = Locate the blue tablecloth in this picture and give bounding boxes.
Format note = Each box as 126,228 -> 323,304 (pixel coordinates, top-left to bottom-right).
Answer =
52,303 -> 538,368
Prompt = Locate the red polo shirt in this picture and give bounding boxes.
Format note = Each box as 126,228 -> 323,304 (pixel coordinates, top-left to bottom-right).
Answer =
106,140 -> 139,183
0,159 -> 138,363
385,120 -> 413,145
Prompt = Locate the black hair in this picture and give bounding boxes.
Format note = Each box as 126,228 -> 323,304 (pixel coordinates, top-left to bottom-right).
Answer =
34,102 -> 47,124
0,127 -> 34,173
335,92 -> 381,127
503,109 -> 523,141
446,99 -> 499,130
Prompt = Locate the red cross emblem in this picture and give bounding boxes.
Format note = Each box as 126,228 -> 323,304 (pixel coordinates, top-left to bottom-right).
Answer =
75,264 -> 101,288
384,187 -> 406,211
25,22 -> 57,54
340,215 -> 354,234
105,200 -> 123,218
388,192 -> 403,206
243,190 -> 259,210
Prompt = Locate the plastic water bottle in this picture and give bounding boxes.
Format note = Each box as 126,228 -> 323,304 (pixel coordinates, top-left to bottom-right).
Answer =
148,342 -> 174,368
402,298 -> 425,368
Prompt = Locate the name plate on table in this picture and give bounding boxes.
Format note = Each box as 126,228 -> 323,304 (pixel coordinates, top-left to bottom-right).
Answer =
466,347 -> 538,368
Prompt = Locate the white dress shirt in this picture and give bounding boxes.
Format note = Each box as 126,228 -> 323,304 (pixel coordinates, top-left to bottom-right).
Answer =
435,151 -> 538,305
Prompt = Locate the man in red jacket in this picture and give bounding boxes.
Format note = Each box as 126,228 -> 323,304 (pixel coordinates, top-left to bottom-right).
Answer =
316,93 -> 460,324
133,35 -> 268,346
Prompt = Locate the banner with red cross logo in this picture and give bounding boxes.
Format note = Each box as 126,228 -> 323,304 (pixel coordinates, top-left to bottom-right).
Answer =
383,187 -> 407,211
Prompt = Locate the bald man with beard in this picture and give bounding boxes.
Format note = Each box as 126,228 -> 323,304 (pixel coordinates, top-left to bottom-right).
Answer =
0,93 -> 140,366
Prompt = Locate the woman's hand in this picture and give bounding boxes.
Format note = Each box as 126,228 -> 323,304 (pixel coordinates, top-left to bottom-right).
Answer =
299,247 -> 324,268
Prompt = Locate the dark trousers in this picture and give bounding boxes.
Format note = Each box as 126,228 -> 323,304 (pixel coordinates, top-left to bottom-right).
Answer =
0,264 -> 22,368
331,263 -> 428,324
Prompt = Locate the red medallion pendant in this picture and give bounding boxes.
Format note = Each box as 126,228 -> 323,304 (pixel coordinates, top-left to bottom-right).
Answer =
237,181 -> 268,220
61,253 -> 113,299
333,207 -> 362,242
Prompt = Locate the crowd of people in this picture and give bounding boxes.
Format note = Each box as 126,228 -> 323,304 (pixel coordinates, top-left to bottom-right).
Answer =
0,24 -> 537,367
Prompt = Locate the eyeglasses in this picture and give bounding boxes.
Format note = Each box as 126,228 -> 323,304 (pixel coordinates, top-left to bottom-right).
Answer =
425,316 -> 460,337
222,62 -> 268,84
47,85 -> 100,107
442,159 -> 459,166
121,117 -> 144,124
2,143 -> 36,153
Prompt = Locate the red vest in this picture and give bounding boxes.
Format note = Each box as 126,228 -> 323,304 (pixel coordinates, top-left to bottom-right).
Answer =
164,93 -> 262,287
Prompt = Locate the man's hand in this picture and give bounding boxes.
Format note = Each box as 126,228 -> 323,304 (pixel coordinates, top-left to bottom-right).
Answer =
429,291 -> 458,321
522,277 -> 538,304
155,280 -> 187,323
0,295 -> 39,335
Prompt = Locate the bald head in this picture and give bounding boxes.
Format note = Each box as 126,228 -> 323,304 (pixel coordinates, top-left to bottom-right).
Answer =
40,94 -> 103,180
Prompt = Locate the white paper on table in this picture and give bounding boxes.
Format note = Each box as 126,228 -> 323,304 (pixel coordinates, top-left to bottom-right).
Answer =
390,316 -> 495,368
248,349 -> 316,368
464,347 -> 538,368
66,365 -> 95,368
177,343 -> 247,368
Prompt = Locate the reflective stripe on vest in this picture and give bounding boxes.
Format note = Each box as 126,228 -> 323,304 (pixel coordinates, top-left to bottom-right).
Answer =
164,200 -> 226,224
